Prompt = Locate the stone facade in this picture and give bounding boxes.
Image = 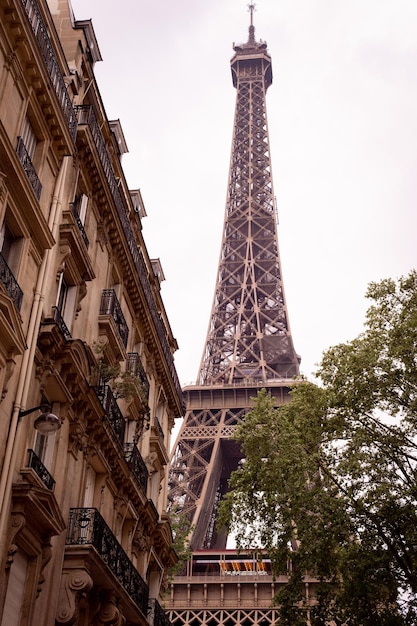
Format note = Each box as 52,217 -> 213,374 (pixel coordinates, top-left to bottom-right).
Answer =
0,0 -> 183,624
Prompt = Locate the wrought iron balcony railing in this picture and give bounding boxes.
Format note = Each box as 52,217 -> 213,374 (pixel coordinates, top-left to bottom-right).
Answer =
126,352 -> 150,400
124,443 -> 148,494
21,0 -> 77,140
0,251 -> 23,310
148,598 -> 172,626
66,508 -> 149,615
70,202 -> 89,248
154,417 -> 165,442
52,305 -> 72,340
94,384 -> 126,445
76,105 -> 182,404
99,289 -> 129,348
16,137 -> 42,200
27,449 -> 55,491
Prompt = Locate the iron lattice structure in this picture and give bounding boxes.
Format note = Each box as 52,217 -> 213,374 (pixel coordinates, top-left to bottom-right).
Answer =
198,21 -> 299,386
168,10 -> 303,626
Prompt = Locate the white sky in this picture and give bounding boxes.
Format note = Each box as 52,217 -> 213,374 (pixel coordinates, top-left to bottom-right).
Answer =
70,0 -> 417,387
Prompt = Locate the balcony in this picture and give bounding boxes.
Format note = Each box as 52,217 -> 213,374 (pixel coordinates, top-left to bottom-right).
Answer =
76,105 -> 182,406
154,416 -> 164,441
125,353 -> 151,421
0,251 -> 23,310
126,352 -> 150,400
98,289 -> 129,359
95,384 -> 126,446
150,415 -> 169,470
124,443 -> 148,494
21,0 -> 77,140
27,449 -> 55,491
148,598 -> 172,626
16,137 -> 42,200
66,508 -> 149,616
51,305 -> 72,340
70,202 -> 89,248
59,207 -> 95,284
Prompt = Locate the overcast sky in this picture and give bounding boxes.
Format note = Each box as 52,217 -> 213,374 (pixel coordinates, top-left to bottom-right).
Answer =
70,0 -> 417,387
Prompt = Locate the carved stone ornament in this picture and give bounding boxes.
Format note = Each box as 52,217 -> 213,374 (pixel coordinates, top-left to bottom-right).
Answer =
76,281 -> 87,317
0,170 -> 7,203
56,245 -> 71,281
68,419 -> 89,456
56,569 -> 93,625
133,529 -> 151,553
91,590 -> 126,626
6,512 -> 25,570
5,52 -> 23,83
145,451 -> 158,474
1,356 -> 16,401
36,539 -> 53,597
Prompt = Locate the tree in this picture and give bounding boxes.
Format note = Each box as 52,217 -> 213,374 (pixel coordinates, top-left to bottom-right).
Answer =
218,271 -> 417,625
167,506 -> 193,580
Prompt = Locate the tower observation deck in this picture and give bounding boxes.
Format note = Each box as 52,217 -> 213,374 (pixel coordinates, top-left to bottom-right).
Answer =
167,8 -> 305,626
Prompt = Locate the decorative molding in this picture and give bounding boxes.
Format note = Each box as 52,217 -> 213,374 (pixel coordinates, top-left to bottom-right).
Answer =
56,244 -> 71,280
5,512 -> 25,570
36,539 -> 53,597
1,355 -> 16,401
5,51 -> 23,83
0,170 -> 7,204
91,590 -> 126,626
56,568 -> 93,625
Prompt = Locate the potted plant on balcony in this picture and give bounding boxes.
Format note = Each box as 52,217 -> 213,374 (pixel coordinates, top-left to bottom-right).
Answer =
91,342 -> 150,440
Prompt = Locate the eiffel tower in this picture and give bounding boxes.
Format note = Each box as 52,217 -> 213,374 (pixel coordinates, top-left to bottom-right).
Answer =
167,7 -> 303,626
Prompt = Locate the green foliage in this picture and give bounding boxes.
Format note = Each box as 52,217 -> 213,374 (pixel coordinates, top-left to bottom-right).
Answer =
218,271 -> 417,624
91,341 -> 148,403
91,342 -> 150,440
168,507 -> 194,579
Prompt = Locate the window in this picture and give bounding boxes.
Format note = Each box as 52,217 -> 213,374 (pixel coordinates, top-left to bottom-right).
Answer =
56,274 -> 76,334
70,193 -> 90,248
17,117 -> 42,199
21,117 -> 37,161
83,466 -> 96,508
1,548 -> 29,626
33,430 -> 56,472
0,218 -> 23,275
32,397 -> 56,472
0,221 -> 14,260
0,214 -> 24,308
76,193 -> 88,226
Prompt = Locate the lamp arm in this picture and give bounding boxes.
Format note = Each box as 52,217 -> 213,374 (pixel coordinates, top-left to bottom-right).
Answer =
18,405 -> 51,419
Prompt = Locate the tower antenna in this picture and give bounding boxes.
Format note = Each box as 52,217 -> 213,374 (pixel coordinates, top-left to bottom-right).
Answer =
248,3 -> 256,43
248,2 -> 256,26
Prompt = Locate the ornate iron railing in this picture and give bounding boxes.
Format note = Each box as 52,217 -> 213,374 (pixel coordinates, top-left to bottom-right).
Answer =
70,202 -> 89,248
99,289 -> 129,348
0,251 -> 23,310
21,0 -> 77,140
124,443 -> 148,494
154,417 -> 165,441
16,137 -> 42,200
76,105 -> 182,404
52,305 -> 72,340
94,384 -> 126,445
126,352 -> 150,400
27,449 -> 55,491
66,508 -> 149,615
148,598 -> 172,626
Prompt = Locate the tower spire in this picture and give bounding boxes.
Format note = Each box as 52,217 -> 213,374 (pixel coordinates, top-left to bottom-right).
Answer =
248,3 -> 256,44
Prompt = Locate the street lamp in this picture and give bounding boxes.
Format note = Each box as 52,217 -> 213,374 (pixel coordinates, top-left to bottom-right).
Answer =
18,405 -> 61,435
